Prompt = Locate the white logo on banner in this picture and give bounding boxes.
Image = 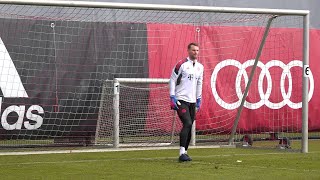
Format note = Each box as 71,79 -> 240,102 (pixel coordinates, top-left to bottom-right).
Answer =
211,59 -> 314,110
0,37 -> 28,98
0,37 -> 44,130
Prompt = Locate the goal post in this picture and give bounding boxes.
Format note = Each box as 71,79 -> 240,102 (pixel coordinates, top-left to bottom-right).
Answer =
0,0 -> 311,153
113,78 -> 173,148
95,78 -> 192,147
225,14 -> 310,153
112,78 -> 197,148
302,13 -> 310,153
113,78 -> 175,148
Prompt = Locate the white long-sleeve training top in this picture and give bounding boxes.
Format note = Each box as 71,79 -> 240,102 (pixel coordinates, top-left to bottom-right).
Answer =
169,57 -> 204,103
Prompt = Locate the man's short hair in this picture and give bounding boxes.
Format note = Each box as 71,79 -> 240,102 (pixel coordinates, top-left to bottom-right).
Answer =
187,42 -> 199,50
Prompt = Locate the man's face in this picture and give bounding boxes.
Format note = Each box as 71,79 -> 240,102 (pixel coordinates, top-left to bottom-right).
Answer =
188,45 -> 199,60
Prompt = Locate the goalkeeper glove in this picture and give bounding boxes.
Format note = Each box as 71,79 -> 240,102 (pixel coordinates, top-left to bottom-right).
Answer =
196,98 -> 201,112
170,95 -> 179,110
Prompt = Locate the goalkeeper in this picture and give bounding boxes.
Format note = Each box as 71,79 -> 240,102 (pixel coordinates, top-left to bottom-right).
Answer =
169,42 -> 204,162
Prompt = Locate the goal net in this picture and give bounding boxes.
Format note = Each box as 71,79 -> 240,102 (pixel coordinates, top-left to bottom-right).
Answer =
95,79 -> 183,147
0,1 -> 312,152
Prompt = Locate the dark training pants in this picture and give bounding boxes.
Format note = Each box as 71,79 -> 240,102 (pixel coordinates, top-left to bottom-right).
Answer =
177,100 -> 196,151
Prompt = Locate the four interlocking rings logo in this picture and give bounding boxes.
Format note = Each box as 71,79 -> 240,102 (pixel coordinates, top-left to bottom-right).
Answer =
211,59 -> 314,110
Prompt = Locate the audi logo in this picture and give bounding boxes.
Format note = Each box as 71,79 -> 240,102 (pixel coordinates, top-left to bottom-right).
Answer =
211,59 -> 314,110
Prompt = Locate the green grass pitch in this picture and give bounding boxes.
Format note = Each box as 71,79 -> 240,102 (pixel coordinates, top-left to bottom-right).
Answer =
0,140 -> 319,180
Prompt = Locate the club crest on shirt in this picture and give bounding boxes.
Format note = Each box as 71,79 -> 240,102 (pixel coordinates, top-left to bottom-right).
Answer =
181,109 -> 187,113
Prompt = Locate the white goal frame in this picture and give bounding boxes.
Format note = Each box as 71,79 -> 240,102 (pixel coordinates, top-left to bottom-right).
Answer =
0,0 -> 310,153
111,78 -> 196,148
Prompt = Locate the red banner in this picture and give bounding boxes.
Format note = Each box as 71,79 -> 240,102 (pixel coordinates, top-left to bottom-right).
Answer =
147,24 -> 320,133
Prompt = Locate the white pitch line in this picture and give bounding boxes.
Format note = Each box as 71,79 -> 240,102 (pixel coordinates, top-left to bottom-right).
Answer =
0,145 -> 232,156
0,151 -> 319,167
192,161 -> 320,173
191,150 -> 320,158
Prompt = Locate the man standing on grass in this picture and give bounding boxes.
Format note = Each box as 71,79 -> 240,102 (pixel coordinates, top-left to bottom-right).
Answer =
169,42 -> 204,162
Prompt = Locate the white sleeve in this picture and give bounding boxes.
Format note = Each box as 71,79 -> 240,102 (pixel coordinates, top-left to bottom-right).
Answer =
196,66 -> 203,99
169,63 -> 182,96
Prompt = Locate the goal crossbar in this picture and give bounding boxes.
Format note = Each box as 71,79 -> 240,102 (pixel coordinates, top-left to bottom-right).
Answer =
0,0 -> 309,16
115,78 -> 169,84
